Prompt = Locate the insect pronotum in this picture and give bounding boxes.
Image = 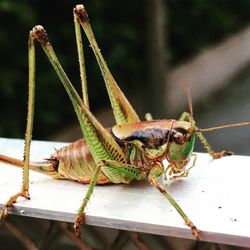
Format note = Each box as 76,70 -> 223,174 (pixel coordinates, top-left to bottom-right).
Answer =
1,4 -> 250,240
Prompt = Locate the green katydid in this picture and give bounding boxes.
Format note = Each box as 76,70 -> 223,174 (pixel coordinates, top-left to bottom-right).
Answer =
1,4 -> 250,240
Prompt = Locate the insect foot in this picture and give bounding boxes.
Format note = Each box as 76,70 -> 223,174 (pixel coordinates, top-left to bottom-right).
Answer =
0,191 -> 30,222
212,150 -> 233,159
74,213 -> 85,237
185,218 -> 200,240
0,207 -> 8,221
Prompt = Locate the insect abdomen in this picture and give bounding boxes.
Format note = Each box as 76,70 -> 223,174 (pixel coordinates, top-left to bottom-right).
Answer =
52,139 -> 111,184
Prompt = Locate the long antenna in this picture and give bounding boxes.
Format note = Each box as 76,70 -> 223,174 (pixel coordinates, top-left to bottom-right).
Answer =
180,82 -> 250,132
180,81 -> 193,117
198,121 -> 250,132
186,86 -> 193,118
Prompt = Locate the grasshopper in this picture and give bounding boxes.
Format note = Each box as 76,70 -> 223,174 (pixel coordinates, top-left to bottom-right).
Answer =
1,4 -> 250,240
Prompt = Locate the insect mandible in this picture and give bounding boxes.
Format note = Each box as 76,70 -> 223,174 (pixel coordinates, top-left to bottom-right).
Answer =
1,4 -> 250,240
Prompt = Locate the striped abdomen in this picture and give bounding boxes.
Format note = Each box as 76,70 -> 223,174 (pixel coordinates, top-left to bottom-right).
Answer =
51,139 -> 111,184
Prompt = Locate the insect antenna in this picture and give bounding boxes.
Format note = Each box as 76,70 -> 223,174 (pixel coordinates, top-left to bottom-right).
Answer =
180,83 -> 250,133
179,81 -> 194,117
198,121 -> 250,132
180,81 -> 195,127
186,85 -> 193,118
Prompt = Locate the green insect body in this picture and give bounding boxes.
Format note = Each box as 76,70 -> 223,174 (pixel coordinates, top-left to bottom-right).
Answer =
1,4 -> 250,240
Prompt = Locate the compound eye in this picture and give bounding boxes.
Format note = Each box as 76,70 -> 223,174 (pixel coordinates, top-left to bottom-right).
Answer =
173,132 -> 185,144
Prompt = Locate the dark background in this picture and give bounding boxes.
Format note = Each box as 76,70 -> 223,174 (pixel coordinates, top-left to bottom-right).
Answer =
1,0 -> 250,140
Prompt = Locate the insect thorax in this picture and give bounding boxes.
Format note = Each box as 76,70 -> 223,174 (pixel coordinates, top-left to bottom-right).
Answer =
124,143 -> 152,179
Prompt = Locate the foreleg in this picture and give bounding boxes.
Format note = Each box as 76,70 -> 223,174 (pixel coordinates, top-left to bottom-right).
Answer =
178,112 -> 233,159
149,167 -> 200,239
196,132 -> 232,159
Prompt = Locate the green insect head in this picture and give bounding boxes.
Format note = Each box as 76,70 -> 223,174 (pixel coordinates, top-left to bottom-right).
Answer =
163,119 -> 196,178
168,131 -> 195,162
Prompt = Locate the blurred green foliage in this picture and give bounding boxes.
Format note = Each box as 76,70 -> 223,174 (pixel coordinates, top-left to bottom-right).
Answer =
0,0 -> 249,139
168,0 -> 250,62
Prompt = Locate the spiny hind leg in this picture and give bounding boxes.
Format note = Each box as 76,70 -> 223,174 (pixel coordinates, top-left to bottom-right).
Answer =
73,8 -> 89,108
28,24 -> 130,238
1,14 -> 92,221
1,30 -> 36,221
74,4 -> 140,125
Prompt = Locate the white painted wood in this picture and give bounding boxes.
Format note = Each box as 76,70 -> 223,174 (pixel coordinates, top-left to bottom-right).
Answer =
0,137 -> 250,247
